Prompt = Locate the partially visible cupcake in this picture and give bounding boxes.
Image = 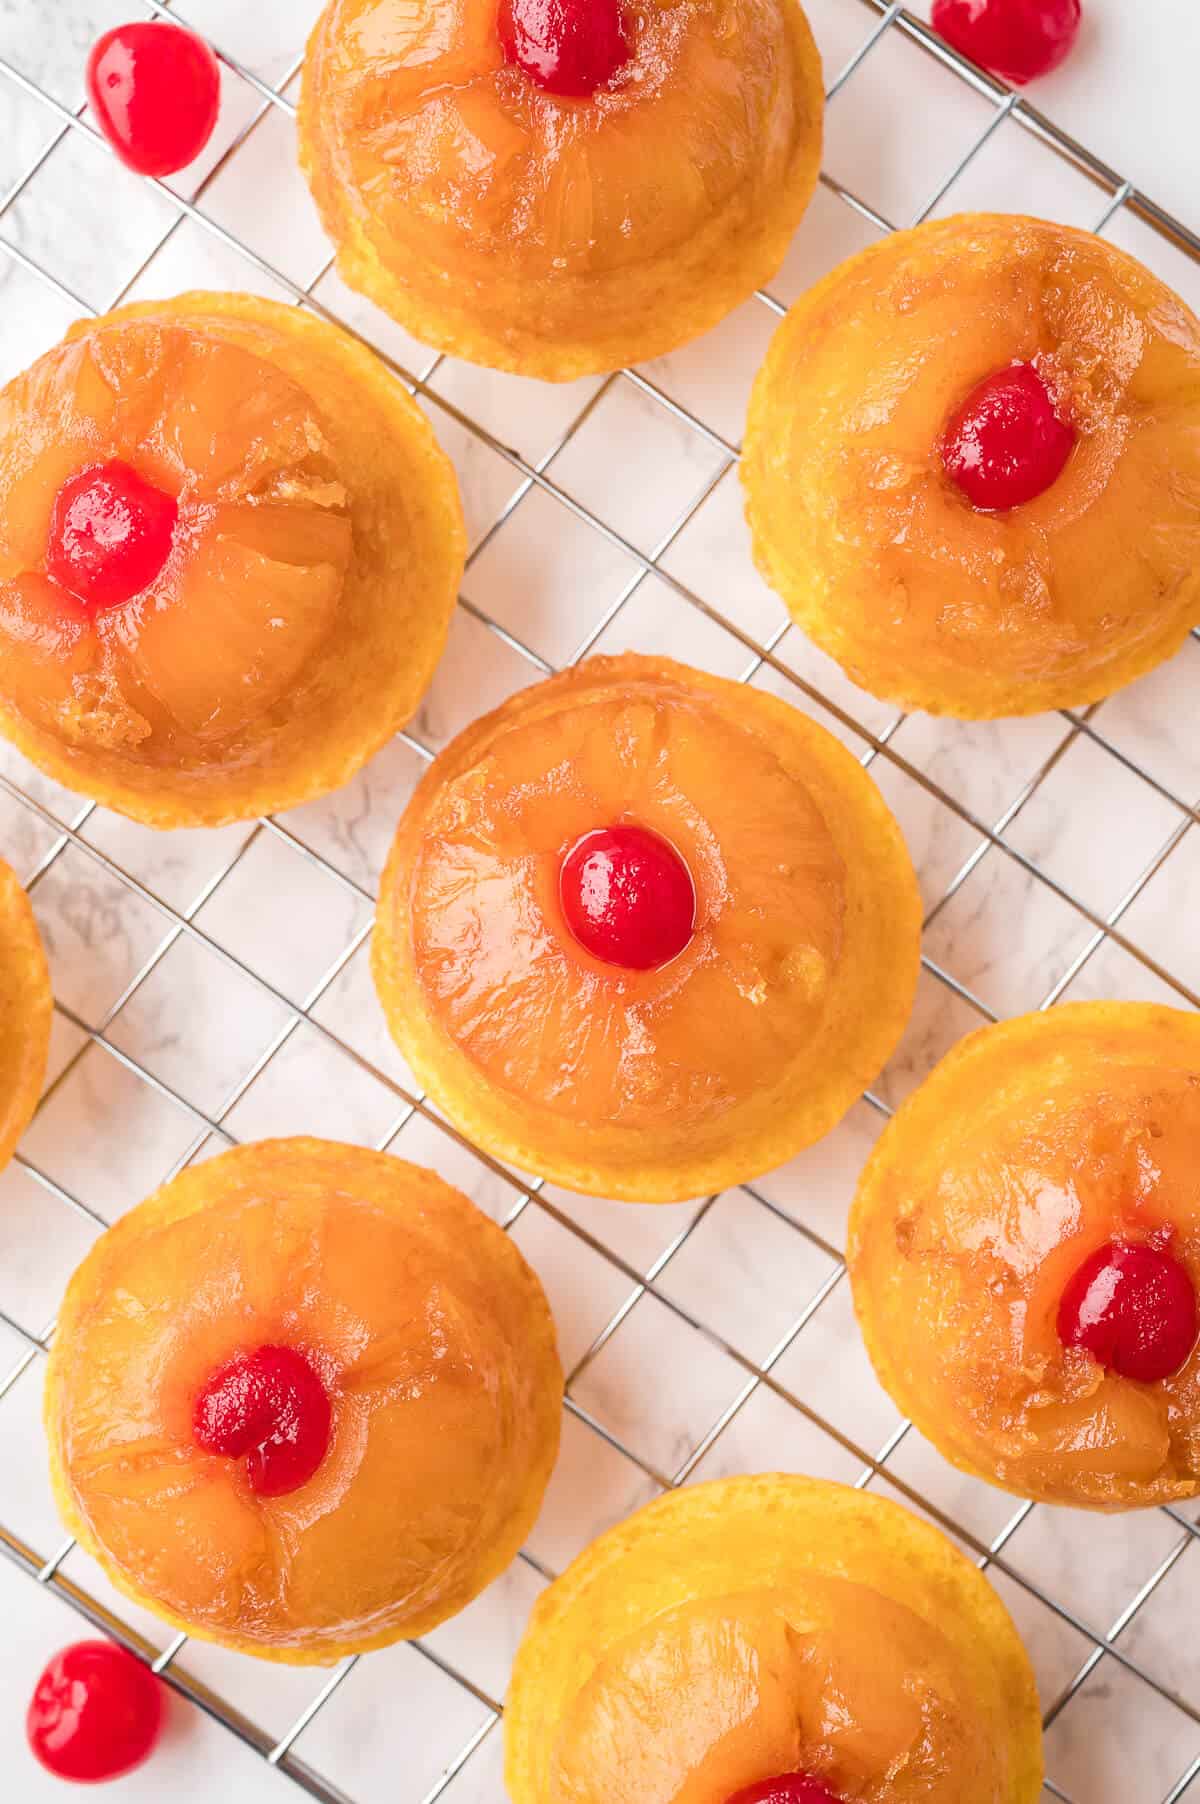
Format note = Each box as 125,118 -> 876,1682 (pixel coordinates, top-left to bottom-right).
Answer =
850,1004 -> 1200,1509
506,1474 -> 1043,1803
300,0 -> 825,378
372,654 -> 921,1202
46,1139 -> 563,1661
0,857 -> 51,1175
744,214 -> 1200,717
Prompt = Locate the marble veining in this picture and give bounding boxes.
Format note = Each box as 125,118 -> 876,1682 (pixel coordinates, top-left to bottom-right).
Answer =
0,1 -> 1198,1800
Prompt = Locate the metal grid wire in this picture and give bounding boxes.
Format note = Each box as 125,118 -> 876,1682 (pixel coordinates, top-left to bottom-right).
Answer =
0,2 -> 1198,1799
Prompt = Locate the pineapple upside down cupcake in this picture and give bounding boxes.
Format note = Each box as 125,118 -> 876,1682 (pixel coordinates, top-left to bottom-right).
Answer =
0,293 -> 465,826
505,1474 -> 1044,1804
743,214 -> 1200,718
45,1139 -> 562,1662
0,858 -> 52,1176
299,0 -> 825,380
850,1004 -> 1200,1511
372,655 -> 921,1203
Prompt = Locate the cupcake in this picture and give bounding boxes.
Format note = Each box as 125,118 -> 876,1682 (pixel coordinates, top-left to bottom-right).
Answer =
45,1138 -> 563,1661
299,0 -> 824,379
373,654 -> 921,1202
506,1474 -> 1043,1803
0,857 -> 52,1175
743,214 -> 1200,717
0,293 -> 465,825
850,1004 -> 1200,1509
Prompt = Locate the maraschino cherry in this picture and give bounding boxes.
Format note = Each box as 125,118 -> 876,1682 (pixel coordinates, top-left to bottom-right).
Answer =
193,1345 -> 332,1498
27,1640 -> 164,1783
560,825 -> 696,971
941,361 -> 1075,511
931,0 -> 1082,86
87,21 -> 221,178
46,461 -> 178,613
499,0 -> 632,98
726,1777 -> 842,1804
1058,1239 -> 1198,1383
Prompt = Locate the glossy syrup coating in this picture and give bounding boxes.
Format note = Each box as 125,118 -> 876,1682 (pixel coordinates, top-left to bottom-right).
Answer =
299,0 -> 825,379
0,293 -> 465,827
743,214 -> 1200,718
0,857 -> 52,1178
372,655 -> 921,1203
849,1005 -> 1200,1510
504,1475 -> 1043,1804
44,1139 -> 563,1662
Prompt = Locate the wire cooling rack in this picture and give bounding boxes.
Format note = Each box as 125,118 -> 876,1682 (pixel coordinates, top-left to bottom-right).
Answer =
1,2 -> 1199,1799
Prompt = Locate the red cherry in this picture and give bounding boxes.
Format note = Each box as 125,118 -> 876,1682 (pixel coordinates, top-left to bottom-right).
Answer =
46,461 -> 178,614
560,825 -> 696,971
87,22 -> 220,178
1058,1240 -> 1198,1383
498,0 -> 632,98
941,362 -> 1075,511
193,1345 -> 332,1498
931,0 -> 1082,86
726,1778 -> 842,1804
27,1641 -> 163,1783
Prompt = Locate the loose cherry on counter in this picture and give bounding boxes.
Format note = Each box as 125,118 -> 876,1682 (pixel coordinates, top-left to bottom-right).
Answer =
46,460 -> 178,614
941,361 -> 1075,511
931,0 -> 1082,86
193,1345 -> 332,1498
726,1778 -> 842,1804
87,22 -> 221,178
560,825 -> 696,971
1058,1240 -> 1199,1384
498,0 -> 632,98
27,1640 -> 164,1783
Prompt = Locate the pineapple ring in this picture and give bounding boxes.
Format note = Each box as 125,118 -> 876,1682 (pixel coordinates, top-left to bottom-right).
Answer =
0,858 -> 51,1177
0,294 -> 465,826
743,214 -> 1200,718
505,1476 -> 1043,1804
45,1138 -> 563,1662
299,0 -> 825,379
372,655 -> 921,1202
850,1004 -> 1200,1510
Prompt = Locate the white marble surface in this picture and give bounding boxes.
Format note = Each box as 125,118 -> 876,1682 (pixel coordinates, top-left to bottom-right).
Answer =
0,2 -> 1199,1802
